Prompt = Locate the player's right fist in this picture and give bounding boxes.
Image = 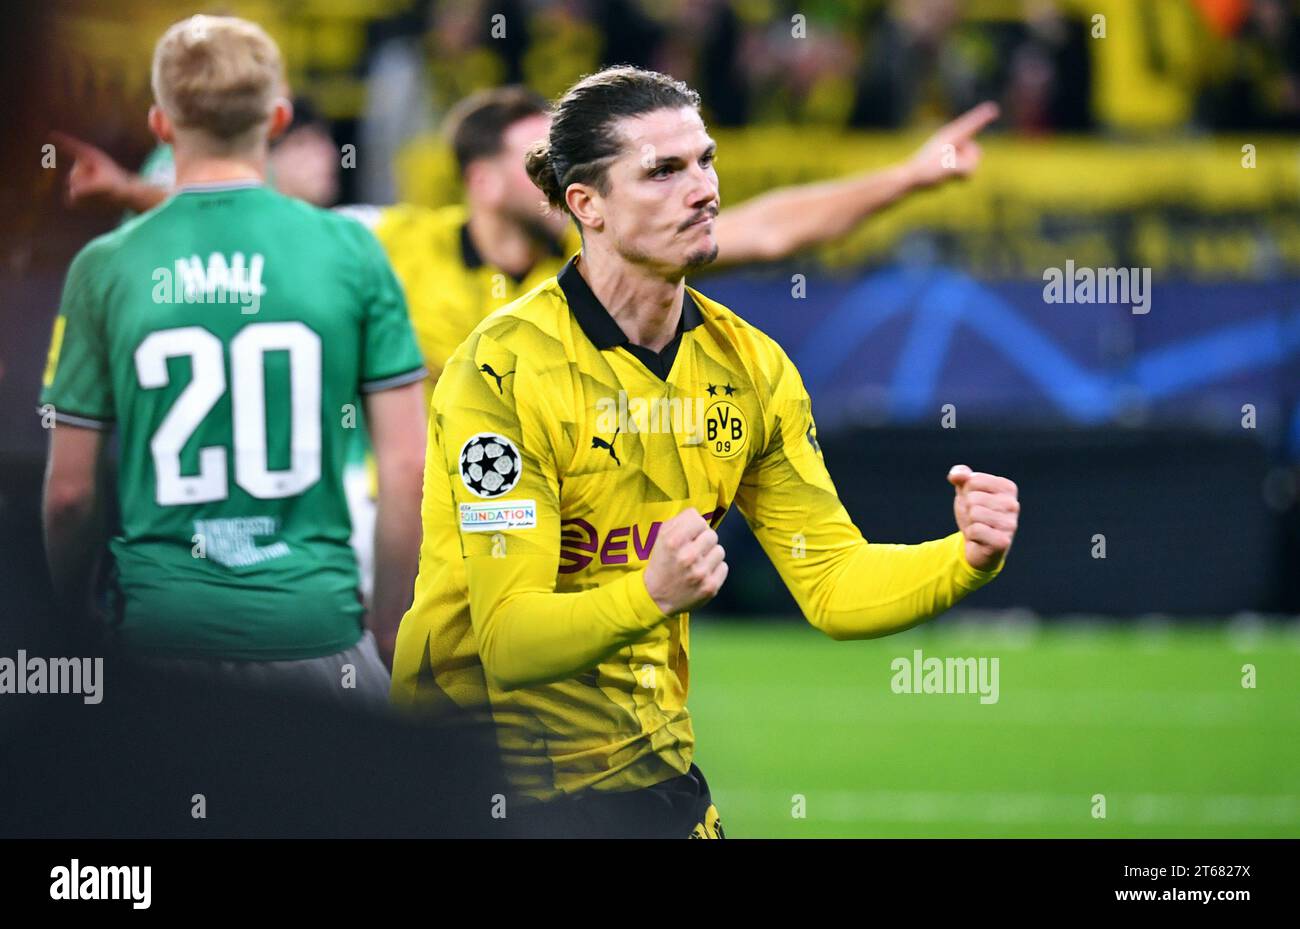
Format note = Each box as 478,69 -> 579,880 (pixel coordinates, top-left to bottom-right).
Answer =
643,508 -> 728,616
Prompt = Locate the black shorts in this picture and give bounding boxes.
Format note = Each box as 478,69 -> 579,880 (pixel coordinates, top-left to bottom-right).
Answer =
516,764 -> 726,838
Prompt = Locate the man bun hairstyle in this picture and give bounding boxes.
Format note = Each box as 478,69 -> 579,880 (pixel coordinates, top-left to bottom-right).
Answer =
522,141 -> 564,209
525,65 -> 700,217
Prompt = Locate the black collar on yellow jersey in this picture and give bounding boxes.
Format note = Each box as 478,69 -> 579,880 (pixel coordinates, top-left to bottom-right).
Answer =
558,255 -> 704,380
460,221 -> 565,284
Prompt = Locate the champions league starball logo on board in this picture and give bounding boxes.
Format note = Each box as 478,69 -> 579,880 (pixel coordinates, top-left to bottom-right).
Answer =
459,433 -> 522,498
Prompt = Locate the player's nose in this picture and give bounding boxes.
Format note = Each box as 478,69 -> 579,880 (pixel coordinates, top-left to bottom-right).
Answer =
685,166 -> 718,213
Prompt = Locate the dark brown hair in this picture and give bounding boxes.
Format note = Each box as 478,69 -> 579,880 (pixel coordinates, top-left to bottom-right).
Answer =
524,65 -> 700,218
444,86 -> 551,174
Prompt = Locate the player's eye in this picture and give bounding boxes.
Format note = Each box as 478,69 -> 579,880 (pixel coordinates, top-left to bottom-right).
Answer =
651,165 -> 674,179
700,152 -> 716,168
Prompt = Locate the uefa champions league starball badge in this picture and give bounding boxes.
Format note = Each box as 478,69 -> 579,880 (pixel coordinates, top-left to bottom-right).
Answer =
459,433 -> 523,498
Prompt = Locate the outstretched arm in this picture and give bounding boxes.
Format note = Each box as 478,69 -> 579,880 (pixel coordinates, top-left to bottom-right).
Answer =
51,132 -> 169,214
711,102 -> 999,265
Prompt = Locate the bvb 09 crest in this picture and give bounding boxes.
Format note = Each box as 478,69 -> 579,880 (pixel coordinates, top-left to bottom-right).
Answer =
703,399 -> 747,459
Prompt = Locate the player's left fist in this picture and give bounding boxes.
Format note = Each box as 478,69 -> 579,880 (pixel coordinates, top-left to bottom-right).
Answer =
947,464 -> 1018,572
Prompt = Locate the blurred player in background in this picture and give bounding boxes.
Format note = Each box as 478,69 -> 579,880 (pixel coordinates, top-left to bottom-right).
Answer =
390,65 -> 1020,836
353,88 -> 998,395
40,15 -> 427,696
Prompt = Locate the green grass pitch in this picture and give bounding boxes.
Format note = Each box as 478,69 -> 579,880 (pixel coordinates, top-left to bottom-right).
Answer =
686,616 -> 1300,838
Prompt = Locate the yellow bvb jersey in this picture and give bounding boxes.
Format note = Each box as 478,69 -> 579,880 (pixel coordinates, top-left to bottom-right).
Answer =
390,255 -> 1003,802
368,203 -> 578,395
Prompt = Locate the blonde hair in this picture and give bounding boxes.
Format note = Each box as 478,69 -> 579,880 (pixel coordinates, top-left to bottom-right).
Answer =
151,15 -> 285,149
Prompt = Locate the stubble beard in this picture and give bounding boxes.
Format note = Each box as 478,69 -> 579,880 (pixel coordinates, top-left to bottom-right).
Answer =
613,234 -> 718,279
684,242 -> 719,272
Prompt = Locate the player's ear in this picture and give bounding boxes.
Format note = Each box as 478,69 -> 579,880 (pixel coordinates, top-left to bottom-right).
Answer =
148,105 -> 174,145
266,97 -> 293,142
566,183 -> 603,233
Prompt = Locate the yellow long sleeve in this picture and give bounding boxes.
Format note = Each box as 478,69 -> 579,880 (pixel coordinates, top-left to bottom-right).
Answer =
735,350 -> 1001,639
466,555 -> 667,690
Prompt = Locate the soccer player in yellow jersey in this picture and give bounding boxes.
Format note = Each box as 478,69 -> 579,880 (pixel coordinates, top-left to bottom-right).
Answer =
390,66 -> 1020,838
350,89 -> 578,394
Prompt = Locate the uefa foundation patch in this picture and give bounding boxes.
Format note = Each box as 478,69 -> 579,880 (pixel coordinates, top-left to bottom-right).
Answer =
459,500 -> 537,532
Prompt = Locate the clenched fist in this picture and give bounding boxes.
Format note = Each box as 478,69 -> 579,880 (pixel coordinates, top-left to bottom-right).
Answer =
948,465 -> 1019,572
643,508 -> 728,616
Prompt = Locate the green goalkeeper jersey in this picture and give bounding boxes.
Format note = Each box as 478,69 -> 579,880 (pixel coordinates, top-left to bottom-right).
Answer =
41,180 -> 425,659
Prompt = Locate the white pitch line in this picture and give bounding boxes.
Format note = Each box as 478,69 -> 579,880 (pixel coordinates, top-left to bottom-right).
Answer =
698,689 -> 1300,728
715,789 -> 1300,826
